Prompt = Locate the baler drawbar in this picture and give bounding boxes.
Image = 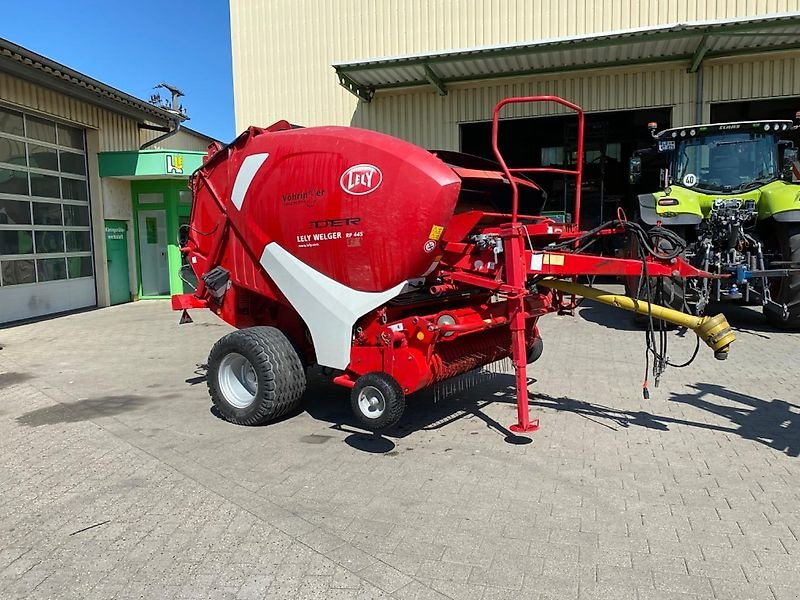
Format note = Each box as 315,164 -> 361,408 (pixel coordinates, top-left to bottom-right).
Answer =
173,96 -> 734,434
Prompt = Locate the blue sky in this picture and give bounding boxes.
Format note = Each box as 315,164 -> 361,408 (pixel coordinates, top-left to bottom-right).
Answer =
1,0 -> 235,141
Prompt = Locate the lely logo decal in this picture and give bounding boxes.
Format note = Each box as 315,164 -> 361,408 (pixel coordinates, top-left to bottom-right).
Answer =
340,164 -> 382,196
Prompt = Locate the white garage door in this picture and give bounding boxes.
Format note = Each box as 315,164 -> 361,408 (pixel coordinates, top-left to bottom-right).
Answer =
0,105 -> 95,323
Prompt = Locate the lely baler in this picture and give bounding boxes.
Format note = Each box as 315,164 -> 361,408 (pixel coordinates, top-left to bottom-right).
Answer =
173,96 -> 735,433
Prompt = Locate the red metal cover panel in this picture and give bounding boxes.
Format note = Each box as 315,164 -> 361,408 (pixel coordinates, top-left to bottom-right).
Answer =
198,126 -> 461,292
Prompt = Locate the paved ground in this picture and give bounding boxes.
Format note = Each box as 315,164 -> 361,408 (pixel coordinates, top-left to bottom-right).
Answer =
1,292 -> 799,600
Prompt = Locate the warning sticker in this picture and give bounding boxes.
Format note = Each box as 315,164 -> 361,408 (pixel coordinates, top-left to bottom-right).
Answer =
683,173 -> 697,187
428,225 -> 444,240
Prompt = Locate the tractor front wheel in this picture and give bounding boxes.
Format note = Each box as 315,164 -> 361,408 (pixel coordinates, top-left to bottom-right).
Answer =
765,223 -> 800,330
207,327 -> 306,425
350,372 -> 405,430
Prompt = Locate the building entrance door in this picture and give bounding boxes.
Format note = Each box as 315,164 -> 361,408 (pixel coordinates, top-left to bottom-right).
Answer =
105,220 -> 130,305
137,209 -> 169,296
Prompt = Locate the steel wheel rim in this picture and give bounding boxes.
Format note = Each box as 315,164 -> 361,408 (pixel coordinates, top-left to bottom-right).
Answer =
357,385 -> 386,419
218,352 -> 258,409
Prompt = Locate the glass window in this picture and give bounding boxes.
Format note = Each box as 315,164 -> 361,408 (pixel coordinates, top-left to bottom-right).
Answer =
1,259 -> 35,285
0,137 -> 27,166
0,230 -> 33,255
65,230 -> 91,252
37,257 -> 67,281
179,190 -> 192,204
59,150 -> 85,175
61,177 -> 87,201
33,202 -> 63,225
0,166 -> 29,195
0,199 -> 32,224
30,172 -> 60,198
35,230 -> 65,253
27,143 -> 59,172
63,204 -> 89,226
67,255 -> 93,278
26,115 -> 56,144
57,124 -> 84,150
541,146 -> 564,166
0,107 -> 24,137
138,193 -> 163,204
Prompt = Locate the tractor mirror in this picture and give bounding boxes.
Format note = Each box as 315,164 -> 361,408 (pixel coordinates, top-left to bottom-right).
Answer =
628,156 -> 642,184
178,223 -> 190,247
782,147 -> 798,182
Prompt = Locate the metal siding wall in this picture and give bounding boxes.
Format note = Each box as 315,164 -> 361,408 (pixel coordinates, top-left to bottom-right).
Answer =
705,51 -> 800,102
230,0 -> 800,131
351,63 -> 699,150
0,72 -> 141,151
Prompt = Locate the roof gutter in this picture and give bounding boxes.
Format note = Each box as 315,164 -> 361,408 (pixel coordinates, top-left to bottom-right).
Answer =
0,37 -> 178,125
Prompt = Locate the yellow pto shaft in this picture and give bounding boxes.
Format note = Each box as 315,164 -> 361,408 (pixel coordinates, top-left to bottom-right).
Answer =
537,278 -> 735,360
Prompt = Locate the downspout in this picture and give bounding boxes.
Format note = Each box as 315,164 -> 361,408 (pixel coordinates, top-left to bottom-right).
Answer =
140,118 -> 182,150
694,65 -> 704,124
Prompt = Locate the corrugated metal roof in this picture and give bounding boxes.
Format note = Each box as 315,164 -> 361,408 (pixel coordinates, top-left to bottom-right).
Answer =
0,37 -> 182,124
333,13 -> 800,101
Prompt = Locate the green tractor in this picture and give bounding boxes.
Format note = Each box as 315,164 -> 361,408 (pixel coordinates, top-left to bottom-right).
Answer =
628,116 -> 800,328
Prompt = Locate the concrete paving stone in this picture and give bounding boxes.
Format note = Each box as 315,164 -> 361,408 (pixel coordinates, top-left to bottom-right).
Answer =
709,579 -> 776,600
579,582 -> 638,600
469,563 -> 525,590
771,584 -> 800,600
356,562 -> 414,593
685,559 -> 747,581
631,553 -> 688,575
392,580 -> 452,600
522,574 -> 580,599
596,565 -> 653,588
326,542 -> 381,572
2,299 -> 799,599
635,590 -> 707,600
417,559 -> 475,583
652,571 -> 714,596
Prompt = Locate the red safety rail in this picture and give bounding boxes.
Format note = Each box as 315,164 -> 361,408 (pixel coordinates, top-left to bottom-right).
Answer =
491,96 -> 585,225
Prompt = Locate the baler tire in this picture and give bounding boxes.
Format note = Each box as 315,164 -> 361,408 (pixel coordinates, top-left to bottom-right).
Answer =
765,222 -> 800,330
350,372 -> 405,431
526,335 -> 544,364
207,327 -> 306,426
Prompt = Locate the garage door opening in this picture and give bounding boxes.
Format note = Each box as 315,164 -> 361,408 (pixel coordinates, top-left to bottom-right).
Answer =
460,108 -> 672,228
711,97 -> 800,147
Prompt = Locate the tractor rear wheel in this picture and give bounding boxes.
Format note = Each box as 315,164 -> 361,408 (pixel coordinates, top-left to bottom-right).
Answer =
207,327 -> 306,425
624,228 -> 687,327
764,222 -> 800,330
351,372 -> 405,430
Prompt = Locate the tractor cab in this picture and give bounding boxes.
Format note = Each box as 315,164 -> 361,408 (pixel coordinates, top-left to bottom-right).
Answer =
652,121 -> 794,194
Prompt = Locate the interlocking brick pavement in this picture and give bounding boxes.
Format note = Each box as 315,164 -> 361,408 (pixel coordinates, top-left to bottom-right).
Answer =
0,292 -> 798,599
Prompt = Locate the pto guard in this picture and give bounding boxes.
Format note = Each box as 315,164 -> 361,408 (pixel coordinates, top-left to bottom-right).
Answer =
174,96 -> 734,433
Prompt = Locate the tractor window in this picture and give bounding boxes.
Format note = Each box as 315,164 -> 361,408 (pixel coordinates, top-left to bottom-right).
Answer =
674,132 -> 778,192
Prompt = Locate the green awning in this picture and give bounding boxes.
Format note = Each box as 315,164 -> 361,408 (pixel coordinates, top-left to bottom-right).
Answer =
98,150 -> 205,179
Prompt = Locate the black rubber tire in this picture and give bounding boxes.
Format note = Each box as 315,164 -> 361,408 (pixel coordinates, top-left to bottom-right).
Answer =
207,327 -> 306,426
764,222 -> 800,330
526,335 -> 544,364
350,372 -> 405,431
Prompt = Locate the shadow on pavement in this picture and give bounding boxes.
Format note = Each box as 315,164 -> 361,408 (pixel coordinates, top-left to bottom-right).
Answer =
305,370 -> 799,457
16,394 -> 157,427
577,301 -> 640,331
0,371 -> 33,387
